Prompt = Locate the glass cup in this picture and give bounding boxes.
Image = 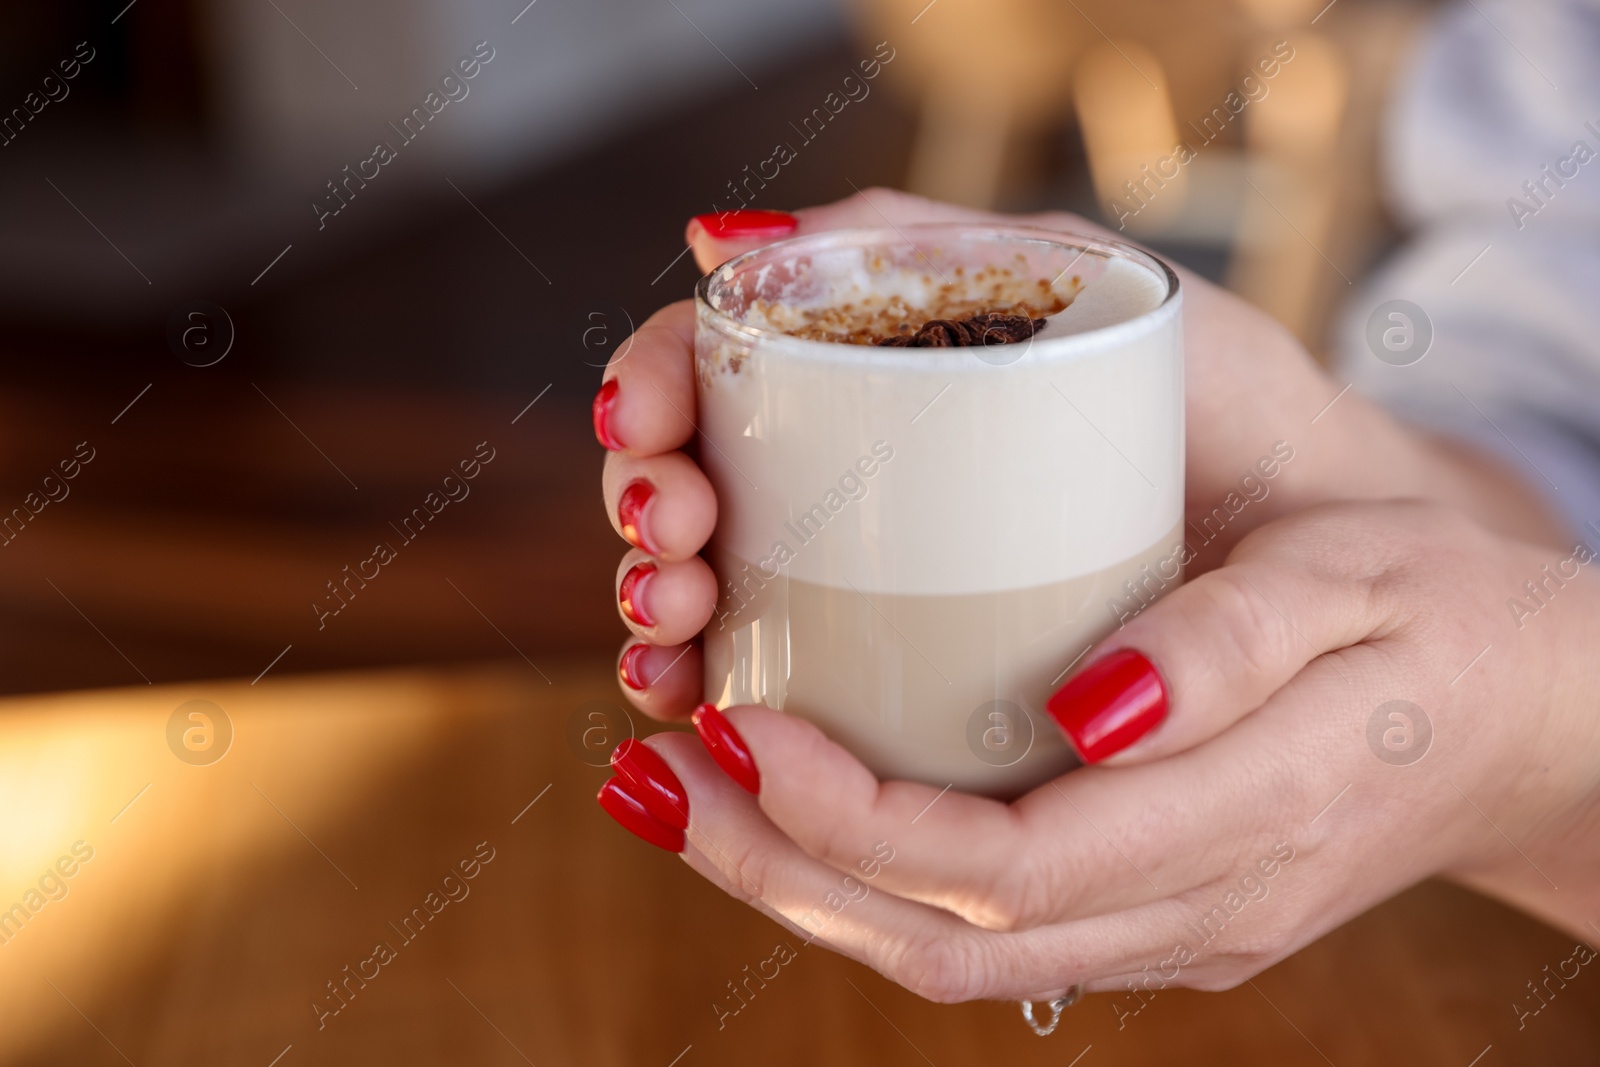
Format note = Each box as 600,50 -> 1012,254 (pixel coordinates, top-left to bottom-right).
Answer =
694,224 -> 1183,796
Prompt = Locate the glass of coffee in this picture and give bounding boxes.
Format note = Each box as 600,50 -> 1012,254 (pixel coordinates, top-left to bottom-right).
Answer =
694,224 -> 1182,797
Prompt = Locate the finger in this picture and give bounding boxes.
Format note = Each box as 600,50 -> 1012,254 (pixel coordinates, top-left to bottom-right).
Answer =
685,209 -> 798,273
686,188 -> 1005,273
685,189 -> 1158,289
1018,207 -> 1127,246
671,708 -> 1369,999
616,639 -> 702,721
602,449 -> 717,563
706,706 -> 1228,934
594,301 -> 696,458
651,731 -> 1185,1002
616,547 -> 716,646
1047,507 -> 1393,766
709,687 -> 1365,935
709,706 -> 1040,929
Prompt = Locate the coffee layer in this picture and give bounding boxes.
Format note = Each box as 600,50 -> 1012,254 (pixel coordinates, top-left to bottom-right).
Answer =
704,525 -> 1185,797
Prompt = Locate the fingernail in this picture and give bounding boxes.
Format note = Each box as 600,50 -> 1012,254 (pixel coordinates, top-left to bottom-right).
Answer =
597,778 -> 685,853
692,703 -> 760,794
618,479 -> 657,554
1046,649 -> 1168,764
593,378 -> 623,451
611,738 -> 689,829
619,562 -> 657,627
618,643 -> 651,691
690,210 -> 798,240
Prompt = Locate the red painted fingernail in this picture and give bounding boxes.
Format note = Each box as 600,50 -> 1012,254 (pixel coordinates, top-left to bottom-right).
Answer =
597,778 -> 685,853
618,643 -> 651,691
593,378 -> 623,451
1046,649 -> 1168,764
611,738 -> 689,829
692,703 -> 760,794
691,210 -> 798,240
619,562 -> 657,627
618,479 -> 657,553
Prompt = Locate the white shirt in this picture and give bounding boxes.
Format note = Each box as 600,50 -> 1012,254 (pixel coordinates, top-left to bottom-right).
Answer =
1337,0 -> 1600,539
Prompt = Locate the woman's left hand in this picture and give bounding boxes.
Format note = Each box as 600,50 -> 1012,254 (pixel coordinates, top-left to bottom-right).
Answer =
640,501 -> 1600,1002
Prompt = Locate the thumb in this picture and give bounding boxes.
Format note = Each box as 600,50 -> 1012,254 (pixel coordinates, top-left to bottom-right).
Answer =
685,209 -> 799,273
684,188 -> 1005,273
1045,514 -> 1386,765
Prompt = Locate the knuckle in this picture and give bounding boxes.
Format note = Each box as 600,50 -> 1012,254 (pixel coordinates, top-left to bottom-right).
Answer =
1003,841 -> 1088,929
711,835 -> 778,907
960,811 -> 1087,933
1195,569 -> 1296,682
1236,499 -> 1468,578
885,933 -> 988,1004
1199,926 -> 1294,987
814,818 -> 866,875
1294,501 -> 1476,624
789,726 -> 879,866
959,843 -> 1031,934
956,884 -> 1030,933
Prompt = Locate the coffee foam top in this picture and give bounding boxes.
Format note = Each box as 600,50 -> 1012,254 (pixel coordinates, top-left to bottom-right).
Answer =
1033,255 -> 1170,338
707,245 -> 1170,357
731,250 -> 1078,345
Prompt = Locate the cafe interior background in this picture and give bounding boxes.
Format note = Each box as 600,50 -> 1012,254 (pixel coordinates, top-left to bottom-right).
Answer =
1,0 -> 1596,1062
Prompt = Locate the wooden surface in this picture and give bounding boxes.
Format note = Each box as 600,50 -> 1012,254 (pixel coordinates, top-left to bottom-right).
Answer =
2,659 -> 1596,1066
0,382 -> 621,694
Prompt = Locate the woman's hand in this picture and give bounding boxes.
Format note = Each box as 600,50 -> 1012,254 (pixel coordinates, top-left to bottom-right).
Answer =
637,501 -> 1600,1000
598,189 -> 1569,722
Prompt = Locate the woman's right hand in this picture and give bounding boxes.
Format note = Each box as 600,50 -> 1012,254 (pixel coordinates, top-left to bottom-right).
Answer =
598,188 -> 1568,722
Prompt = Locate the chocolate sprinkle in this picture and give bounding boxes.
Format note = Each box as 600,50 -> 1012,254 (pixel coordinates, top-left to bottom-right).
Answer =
876,311 -> 1048,348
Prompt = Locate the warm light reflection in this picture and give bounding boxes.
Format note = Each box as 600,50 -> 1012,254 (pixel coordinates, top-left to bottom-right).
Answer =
1074,40 -> 1188,233
0,671 -> 465,1062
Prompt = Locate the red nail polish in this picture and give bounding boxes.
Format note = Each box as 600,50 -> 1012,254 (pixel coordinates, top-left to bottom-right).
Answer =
618,480 -> 657,553
692,703 -> 760,794
1046,649 -> 1168,764
618,643 -> 651,691
692,210 -> 798,240
593,379 -> 623,451
597,778 -> 685,853
619,562 -> 657,627
611,738 -> 689,829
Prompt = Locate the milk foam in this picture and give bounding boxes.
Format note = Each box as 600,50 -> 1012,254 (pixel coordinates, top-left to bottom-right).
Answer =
1034,255 -> 1170,339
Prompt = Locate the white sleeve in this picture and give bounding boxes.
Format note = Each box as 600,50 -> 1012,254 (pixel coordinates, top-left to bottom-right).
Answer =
1336,0 -> 1600,539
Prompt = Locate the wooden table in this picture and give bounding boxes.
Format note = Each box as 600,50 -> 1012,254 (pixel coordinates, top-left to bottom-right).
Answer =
4,660 -> 1595,1065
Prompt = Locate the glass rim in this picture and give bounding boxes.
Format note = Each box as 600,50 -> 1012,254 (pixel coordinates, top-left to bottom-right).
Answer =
692,222 -> 1181,363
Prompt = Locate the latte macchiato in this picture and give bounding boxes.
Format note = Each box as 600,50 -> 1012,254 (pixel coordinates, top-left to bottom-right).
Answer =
695,226 -> 1182,796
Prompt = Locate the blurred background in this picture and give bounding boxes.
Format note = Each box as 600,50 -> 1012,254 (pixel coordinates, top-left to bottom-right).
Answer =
2,0 -> 1597,1063
0,0 -> 1420,693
